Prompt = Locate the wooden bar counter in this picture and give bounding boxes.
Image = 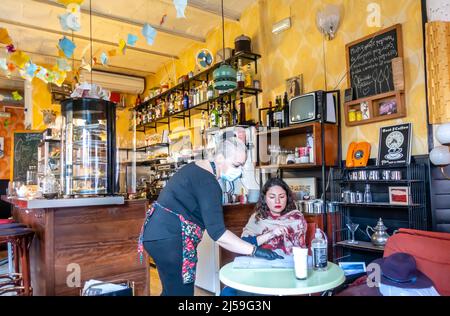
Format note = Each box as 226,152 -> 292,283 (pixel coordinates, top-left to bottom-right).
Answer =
3,196 -> 148,296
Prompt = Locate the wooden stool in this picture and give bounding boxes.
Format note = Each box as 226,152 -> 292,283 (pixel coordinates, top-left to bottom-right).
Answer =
0,223 -> 27,274
0,227 -> 34,296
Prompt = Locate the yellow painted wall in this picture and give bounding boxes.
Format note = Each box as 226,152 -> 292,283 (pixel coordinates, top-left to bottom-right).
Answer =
147,0 -> 428,158
31,77 -> 60,131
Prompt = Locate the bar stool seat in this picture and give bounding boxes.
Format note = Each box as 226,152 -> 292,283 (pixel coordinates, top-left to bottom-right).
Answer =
0,219 -> 14,225
0,223 -> 26,230
0,227 -> 34,296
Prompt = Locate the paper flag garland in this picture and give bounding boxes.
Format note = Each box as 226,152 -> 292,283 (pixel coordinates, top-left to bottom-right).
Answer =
127,34 -> 138,46
0,28 -> 13,45
57,0 -> 84,6
100,52 -> 108,65
108,49 -> 117,57
57,58 -> 72,71
6,44 -> 16,53
173,0 -> 188,18
0,58 -> 7,71
160,14 -> 167,26
9,51 -> 30,69
58,36 -> 76,58
24,62 -> 38,78
7,63 -> 15,72
36,66 -> 49,83
80,58 -> 91,72
142,23 -> 157,45
12,91 -> 23,101
59,12 -> 81,32
118,39 -> 126,55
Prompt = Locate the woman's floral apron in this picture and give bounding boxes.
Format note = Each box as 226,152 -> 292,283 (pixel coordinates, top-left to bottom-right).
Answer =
138,202 -> 204,284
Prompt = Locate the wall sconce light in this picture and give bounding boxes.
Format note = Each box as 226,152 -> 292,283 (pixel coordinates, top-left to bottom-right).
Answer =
316,4 -> 342,40
429,123 -> 450,179
272,17 -> 291,35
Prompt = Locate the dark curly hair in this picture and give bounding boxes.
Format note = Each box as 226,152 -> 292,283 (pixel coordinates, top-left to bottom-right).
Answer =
254,178 -> 297,222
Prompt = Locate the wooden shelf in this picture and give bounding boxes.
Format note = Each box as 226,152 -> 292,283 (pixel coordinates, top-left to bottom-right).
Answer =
336,240 -> 385,252
256,122 -> 317,136
344,90 -> 406,127
257,163 -> 319,170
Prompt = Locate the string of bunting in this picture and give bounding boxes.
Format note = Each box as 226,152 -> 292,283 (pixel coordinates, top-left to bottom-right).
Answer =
0,0 -> 188,92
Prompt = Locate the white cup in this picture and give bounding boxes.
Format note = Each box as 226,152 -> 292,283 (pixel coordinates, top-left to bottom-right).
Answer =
292,247 -> 308,280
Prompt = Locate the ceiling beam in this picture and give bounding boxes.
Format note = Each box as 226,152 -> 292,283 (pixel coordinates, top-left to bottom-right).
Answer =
0,17 -> 179,60
156,0 -> 241,21
186,0 -> 241,21
30,0 -> 206,43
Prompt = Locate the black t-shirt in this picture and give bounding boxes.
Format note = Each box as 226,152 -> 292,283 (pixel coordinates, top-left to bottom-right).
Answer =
143,162 -> 226,242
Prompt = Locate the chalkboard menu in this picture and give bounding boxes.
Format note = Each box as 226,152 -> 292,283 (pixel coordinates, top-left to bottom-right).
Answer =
377,123 -> 412,166
346,24 -> 403,100
11,131 -> 42,181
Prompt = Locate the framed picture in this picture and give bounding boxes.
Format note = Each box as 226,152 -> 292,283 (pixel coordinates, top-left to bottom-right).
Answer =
283,177 -> 316,199
389,186 -> 411,205
0,137 -> 4,158
338,262 -> 367,276
360,101 -> 370,120
378,123 -> 412,166
378,98 -> 398,116
286,75 -> 303,101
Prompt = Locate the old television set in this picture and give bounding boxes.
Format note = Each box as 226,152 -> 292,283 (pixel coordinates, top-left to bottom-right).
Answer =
289,90 -> 337,124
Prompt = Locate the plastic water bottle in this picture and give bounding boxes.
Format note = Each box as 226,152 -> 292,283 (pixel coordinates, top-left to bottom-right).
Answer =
311,228 -> 328,271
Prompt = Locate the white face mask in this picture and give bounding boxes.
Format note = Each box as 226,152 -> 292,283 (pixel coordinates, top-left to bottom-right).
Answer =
221,166 -> 242,182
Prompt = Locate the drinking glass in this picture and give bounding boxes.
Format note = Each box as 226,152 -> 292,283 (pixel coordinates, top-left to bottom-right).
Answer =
346,222 -> 359,244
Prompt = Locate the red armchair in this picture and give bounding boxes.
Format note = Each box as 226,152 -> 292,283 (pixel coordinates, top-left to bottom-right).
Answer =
337,228 -> 450,296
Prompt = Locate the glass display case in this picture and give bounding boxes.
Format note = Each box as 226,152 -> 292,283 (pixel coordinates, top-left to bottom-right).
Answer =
60,98 -> 117,197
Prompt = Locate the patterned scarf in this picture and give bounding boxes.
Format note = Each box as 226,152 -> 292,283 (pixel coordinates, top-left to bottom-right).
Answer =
241,209 -> 307,255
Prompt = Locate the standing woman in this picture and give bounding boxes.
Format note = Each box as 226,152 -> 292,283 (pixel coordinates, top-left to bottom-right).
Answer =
138,138 -> 282,296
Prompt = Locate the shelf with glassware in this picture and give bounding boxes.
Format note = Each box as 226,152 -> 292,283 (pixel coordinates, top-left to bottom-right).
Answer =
255,121 -> 339,170
131,52 -> 261,133
330,162 -> 427,256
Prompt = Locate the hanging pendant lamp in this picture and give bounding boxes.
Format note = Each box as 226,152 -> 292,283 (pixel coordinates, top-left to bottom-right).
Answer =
213,0 -> 237,91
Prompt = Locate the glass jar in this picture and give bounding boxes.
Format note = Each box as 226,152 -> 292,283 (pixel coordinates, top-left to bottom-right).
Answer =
356,110 -> 363,121
348,109 -> 356,122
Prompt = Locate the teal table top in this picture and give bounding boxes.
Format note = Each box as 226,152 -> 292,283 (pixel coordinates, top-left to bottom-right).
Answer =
219,261 -> 345,295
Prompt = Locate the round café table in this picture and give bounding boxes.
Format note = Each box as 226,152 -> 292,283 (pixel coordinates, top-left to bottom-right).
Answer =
219,262 -> 345,296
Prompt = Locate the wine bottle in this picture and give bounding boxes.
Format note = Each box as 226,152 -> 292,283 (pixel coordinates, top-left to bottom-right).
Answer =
232,100 -> 238,126
239,96 -> 246,125
236,59 -> 245,89
266,101 -> 273,128
283,92 -> 290,128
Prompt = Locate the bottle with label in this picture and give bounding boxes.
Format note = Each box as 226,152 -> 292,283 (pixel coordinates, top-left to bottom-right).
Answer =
231,100 -> 238,126
306,133 -> 314,163
236,59 -> 245,89
239,96 -> 246,125
210,103 -> 219,128
183,92 -> 189,109
207,81 -> 214,100
311,228 -> 328,271
274,96 -> 284,128
222,102 -> 232,128
200,110 -> 208,132
244,64 -> 254,88
283,92 -> 290,128
266,101 -> 274,128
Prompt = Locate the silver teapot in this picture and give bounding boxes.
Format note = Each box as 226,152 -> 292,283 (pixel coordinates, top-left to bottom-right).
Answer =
366,218 -> 391,246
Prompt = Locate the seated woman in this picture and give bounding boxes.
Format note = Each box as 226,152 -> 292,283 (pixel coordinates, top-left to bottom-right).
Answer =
221,178 -> 308,296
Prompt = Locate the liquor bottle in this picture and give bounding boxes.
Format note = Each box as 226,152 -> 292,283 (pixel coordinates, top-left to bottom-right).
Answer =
201,81 -> 208,103
274,96 -> 284,128
239,96 -> 246,125
136,110 -> 141,126
266,101 -> 273,128
183,92 -> 189,109
218,101 -> 224,128
283,92 -> 290,128
222,101 -> 232,128
207,81 -> 214,100
231,100 -> 239,126
210,103 -> 219,128
236,59 -> 245,89
244,64 -> 254,88
135,94 -> 142,107
200,110 -> 208,132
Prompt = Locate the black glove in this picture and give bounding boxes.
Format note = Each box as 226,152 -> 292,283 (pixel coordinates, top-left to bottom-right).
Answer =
253,246 -> 284,260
